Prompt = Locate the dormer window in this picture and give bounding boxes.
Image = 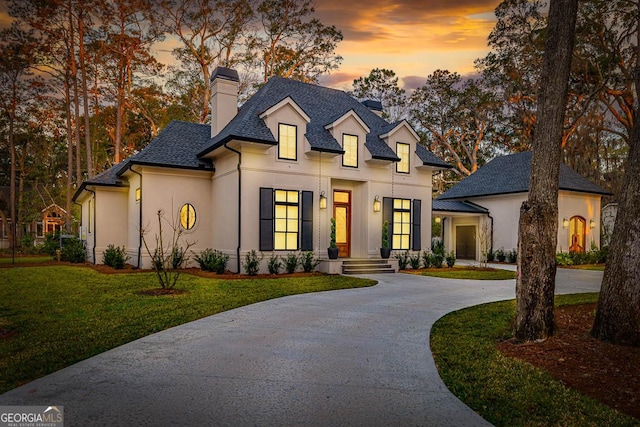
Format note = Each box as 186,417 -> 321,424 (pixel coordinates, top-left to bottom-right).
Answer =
396,142 -> 410,173
342,134 -> 358,167
278,123 -> 297,160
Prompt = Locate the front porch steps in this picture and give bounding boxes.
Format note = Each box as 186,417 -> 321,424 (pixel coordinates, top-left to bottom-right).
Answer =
341,259 -> 395,275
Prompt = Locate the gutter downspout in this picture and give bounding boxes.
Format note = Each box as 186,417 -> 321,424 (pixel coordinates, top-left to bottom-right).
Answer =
487,213 -> 494,253
223,142 -> 242,273
128,164 -> 143,268
441,217 -> 446,251
86,188 -> 97,264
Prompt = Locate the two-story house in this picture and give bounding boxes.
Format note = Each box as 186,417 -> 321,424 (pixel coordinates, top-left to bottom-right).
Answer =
73,67 -> 451,273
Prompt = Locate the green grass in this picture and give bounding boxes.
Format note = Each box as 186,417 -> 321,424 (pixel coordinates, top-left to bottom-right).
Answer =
0,255 -> 52,264
430,293 -> 638,426
0,266 -> 376,393
560,264 -> 606,271
420,267 -> 516,280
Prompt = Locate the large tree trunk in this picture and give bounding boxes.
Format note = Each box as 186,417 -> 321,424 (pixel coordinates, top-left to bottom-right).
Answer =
591,9 -> 640,346
8,115 -> 16,250
65,83 -> 74,233
78,9 -> 93,178
514,0 -> 579,342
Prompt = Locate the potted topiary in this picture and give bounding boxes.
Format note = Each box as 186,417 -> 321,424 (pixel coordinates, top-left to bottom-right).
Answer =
380,220 -> 391,259
328,217 -> 339,259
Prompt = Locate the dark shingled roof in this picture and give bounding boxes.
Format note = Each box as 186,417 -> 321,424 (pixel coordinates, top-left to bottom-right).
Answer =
199,76 -> 440,162
437,151 -> 611,200
416,144 -> 452,168
432,199 -> 489,214
73,121 -> 212,200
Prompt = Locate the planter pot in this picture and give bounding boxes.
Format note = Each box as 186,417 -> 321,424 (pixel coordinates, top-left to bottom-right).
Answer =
327,247 -> 339,259
380,247 -> 391,259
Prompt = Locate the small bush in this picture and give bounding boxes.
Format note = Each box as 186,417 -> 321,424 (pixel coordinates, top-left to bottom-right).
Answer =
445,250 -> 456,268
42,231 -> 61,257
507,249 -> 517,263
243,250 -> 263,276
267,254 -> 282,275
300,251 -> 320,273
395,251 -> 409,270
409,252 -> 421,269
432,252 -> 444,268
495,248 -> 506,262
60,237 -> 86,263
556,251 -> 573,266
421,250 -> 433,268
284,252 -> 299,274
193,249 -> 229,274
103,244 -> 130,269
487,248 -> 495,262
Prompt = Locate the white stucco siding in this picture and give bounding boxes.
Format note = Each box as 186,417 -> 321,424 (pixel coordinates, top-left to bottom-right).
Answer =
557,191 -> 601,251
471,193 -> 527,253
136,168 -> 214,269
93,187 -> 128,264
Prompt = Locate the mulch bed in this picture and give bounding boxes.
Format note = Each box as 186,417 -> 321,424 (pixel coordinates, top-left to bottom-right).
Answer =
498,303 -> 640,419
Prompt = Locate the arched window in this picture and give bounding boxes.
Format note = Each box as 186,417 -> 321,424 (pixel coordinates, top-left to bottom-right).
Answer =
180,203 -> 196,230
569,216 -> 586,253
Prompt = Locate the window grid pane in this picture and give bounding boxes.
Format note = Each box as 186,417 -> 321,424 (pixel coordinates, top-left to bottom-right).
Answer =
278,124 -> 297,160
392,198 -> 411,250
342,134 -> 358,167
397,143 -> 410,173
274,189 -> 299,250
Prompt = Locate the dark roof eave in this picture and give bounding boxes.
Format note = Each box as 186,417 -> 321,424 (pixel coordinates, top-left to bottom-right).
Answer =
310,146 -> 344,155
559,186 -> 613,196
197,135 -> 277,157
72,181 -> 123,202
118,160 -> 215,175
372,154 -> 400,162
432,208 -> 489,214
437,189 -> 528,200
422,161 -> 453,168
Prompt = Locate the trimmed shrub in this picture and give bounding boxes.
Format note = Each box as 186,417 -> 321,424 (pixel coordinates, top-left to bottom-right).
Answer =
487,248 -> 495,262
300,251 -> 320,273
409,252 -> 421,269
432,252 -> 444,268
284,252 -> 299,274
60,237 -> 86,263
103,244 -> 130,269
395,251 -> 409,270
495,248 -> 506,262
446,250 -> 456,268
421,250 -> 433,268
507,249 -> 517,263
243,250 -> 263,276
193,249 -> 229,274
267,254 -> 282,275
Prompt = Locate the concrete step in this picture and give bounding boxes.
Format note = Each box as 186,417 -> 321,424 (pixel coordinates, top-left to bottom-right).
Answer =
341,259 -> 395,274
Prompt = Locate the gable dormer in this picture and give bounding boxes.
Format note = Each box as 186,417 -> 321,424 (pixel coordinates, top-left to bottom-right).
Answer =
259,96 -> 311,161
378,121 -> 420,173
324,110 -> 370,168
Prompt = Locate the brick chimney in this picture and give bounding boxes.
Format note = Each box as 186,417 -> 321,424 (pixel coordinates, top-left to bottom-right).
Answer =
210,66 -> 239,137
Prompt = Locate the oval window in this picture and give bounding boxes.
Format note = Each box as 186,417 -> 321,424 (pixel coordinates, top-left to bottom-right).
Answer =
180,203 -> 196,230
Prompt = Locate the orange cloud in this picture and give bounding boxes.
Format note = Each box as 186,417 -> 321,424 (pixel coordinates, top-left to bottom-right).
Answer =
315,0 -> 501,88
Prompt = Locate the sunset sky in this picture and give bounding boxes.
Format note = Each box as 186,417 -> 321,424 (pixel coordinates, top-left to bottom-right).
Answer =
0,0 -> 503,91
314,0 -> 502,90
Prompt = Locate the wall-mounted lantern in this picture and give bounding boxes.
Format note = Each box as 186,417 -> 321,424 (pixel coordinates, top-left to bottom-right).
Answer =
373,195 -> 381,212
562,218 -> 569,228
590,219 -> 596,229
319,191 -> 327,210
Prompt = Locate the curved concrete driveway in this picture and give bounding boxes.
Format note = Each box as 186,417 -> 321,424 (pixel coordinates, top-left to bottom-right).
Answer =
0,269 -> 602,426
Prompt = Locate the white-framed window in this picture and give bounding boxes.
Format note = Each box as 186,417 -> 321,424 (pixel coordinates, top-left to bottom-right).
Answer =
274,190 -> 299,250
393,198 -> 411,250
342,134 -> 358,167
278,123 -> 297,160
396,142 -> 410,173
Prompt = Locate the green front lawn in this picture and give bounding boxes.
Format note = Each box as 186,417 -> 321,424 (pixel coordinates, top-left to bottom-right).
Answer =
430,293 -> 636,426
0,266 -> 376,393
0,256 -> 52,265
418,266 -> 516,280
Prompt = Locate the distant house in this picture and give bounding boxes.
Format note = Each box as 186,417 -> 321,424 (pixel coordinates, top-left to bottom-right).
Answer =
0,186 -> 67,248
73,67 -> 450,273
433,152 -> 611,260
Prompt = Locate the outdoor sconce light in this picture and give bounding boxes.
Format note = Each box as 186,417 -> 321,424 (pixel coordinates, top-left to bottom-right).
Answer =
435,216 -> 442,224
590,219 -> 596,229
319,191 -> 327,210
373,195 -> 381,212
562,218 -> 569,228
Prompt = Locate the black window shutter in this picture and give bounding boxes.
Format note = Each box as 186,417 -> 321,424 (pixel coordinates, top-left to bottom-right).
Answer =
301,191 -> 313,251
259,188 -> 274,251
383,197 -> 393,248
412,199 -> 422,251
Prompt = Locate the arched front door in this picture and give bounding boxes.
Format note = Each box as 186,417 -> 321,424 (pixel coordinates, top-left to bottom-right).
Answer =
569,216 -> 586,253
